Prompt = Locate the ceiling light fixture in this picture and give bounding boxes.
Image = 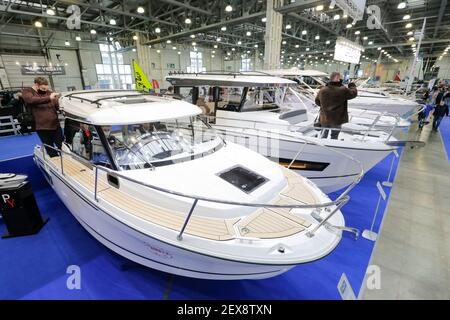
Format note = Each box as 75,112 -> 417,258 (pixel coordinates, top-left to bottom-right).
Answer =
225,5 -> 233,12
185,18 -> 192,24
397,2 -> 406,9
137,6 -> 145,14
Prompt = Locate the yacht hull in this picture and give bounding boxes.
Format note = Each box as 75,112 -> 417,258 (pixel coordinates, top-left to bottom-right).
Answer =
35,152 -> 344,280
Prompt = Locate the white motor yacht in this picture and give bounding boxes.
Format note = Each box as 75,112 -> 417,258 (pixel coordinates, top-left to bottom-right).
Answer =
166,72 -> 400,193
33,89 -> 357,280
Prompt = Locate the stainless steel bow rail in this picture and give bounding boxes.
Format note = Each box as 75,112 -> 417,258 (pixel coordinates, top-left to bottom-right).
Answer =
41,143 -> 360,241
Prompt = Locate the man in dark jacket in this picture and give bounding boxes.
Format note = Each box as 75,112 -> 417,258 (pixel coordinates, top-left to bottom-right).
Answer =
432,86 -> 449,131
315,72 -> 358,139
22,77 -> 61,157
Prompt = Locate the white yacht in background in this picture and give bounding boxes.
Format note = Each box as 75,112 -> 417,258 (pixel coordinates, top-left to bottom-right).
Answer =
33,89 -> 356,280
270,68 -> 419,118
0,173 -> 27,189
265,68 -> 415,127
166,72 -> 399,193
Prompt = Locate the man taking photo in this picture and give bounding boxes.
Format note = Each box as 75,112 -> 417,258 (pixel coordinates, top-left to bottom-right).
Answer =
315,72 -> 358,139
22,77 -> 61,157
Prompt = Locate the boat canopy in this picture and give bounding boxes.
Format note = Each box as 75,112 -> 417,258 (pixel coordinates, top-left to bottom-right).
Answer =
60,90 -> 201,125
262,68 -> 328,78
166,72 -> 296,87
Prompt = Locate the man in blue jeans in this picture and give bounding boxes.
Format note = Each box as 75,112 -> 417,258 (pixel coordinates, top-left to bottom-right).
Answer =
432,86 -> 449,132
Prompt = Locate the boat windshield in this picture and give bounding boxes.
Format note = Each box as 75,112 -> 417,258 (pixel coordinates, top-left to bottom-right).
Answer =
241,87 -> 285,112
101,116 -> 223,170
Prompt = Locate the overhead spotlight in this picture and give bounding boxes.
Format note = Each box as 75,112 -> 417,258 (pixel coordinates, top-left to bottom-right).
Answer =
262,17 -> 267,23
90,29 -> 97,35
368,41 -> 373,45
65,40 -> 70,46
166,39 -> 171,44
155,27 -> 161,33
34,21 -> 43,28
225,5 -> 233,12
405,23 -> 412,28
355,30 -> 360,35
172,46 -> 177,50
75,36 -> 81,41
185,18 -> 192,24
214,44 -> 218,48
397,2 -> 406,9
408,37 -> 414,41
221,26 -> 227,31
316,5 -> 324,11
333,14 -> 340,20
192,41 -> 196,46
343,12 -> 348,18
231,47 -> 235,51
109,19 -> 116,25
137,6 -> 145,14
246,31 -> 251,36
286,24 -> 292,30
211,54 -> 215,58
295,44 -> 299,48
190,34 -> 195,38
306,47 -> 310,51
403,14 -> 411,20
178,51 -> 181,55
407,31 -> 413,36
148,45 -> 152,48
325,40 -> 330,44
237,41 -> 242,45
156,49 -> 161,53
363,36 -> 368,40
282,40 -> 286,45
315,35 -> 320,40
254,44 -> 258,48
46,8 -> 56,16
329,0 -> 336,9
377,47 -> 382,50
133,35 -> 139,40
301,30 -> 307,35
346,24 -> 352,29
216,37 -> 221,42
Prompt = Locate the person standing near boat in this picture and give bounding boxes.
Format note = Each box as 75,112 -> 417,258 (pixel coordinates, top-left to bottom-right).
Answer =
432,85 -> 449,132
22,77 -> 61,157
314,72 -> 358,139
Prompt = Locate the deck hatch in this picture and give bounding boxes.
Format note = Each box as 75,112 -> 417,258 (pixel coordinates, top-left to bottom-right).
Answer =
217,166 -> 268,193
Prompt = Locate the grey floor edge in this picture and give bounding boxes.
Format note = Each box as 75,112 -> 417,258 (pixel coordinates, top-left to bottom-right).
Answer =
362,120 -> 450,300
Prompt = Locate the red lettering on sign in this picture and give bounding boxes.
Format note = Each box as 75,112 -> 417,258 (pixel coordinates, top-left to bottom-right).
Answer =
6,199 -> 15,208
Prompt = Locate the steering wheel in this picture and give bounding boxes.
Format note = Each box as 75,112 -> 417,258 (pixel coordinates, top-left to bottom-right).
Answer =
223,104 -> 239,112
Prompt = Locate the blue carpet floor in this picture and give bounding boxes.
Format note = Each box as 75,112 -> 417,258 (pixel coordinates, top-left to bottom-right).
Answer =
439,117 -> 450,162
0,134 -> 401,300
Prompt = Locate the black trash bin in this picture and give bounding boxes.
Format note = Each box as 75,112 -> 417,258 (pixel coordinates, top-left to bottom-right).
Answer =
0,181 -> 49,238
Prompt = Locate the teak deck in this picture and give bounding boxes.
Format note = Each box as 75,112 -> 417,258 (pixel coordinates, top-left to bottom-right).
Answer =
49,155 -> 317,241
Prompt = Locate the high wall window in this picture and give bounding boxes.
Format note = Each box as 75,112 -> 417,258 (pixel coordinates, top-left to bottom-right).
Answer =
96,44 -> 133,89
187,51 -> 205,73
240,58 -> 251,71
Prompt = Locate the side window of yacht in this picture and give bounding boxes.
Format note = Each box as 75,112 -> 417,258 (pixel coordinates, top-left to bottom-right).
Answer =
63,119 -> 111,167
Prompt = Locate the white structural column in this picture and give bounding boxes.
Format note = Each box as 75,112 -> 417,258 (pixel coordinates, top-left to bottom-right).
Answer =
405,18 -> 426,94
263,0 -> 283,69
135,33 -> 153,80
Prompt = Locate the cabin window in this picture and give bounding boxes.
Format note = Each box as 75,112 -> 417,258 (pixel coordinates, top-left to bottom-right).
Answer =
63,119 -> 112,168
100,116 -> 222,170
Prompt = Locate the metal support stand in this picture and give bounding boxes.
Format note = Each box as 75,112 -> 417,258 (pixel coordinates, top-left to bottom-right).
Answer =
382,150 -> 399,187
362,182 -> 386,241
